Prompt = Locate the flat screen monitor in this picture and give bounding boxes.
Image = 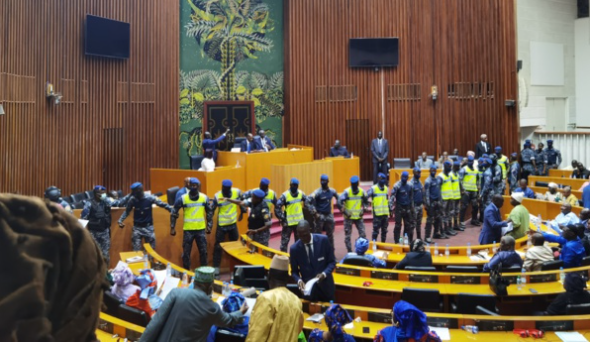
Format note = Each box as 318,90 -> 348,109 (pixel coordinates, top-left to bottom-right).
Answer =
349,38 -> 399,68
85,14 -> 130,59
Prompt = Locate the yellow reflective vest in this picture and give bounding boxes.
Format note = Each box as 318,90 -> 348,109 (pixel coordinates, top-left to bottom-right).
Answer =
215,188 -> 240,226
284,190 -> 304,226
182,192 -> 207,230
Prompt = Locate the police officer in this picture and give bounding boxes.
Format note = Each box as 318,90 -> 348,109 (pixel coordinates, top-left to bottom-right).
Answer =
496,146 -> 509,189
544,139 -> 562,170
119,182 -> 173,251
509,152 -> 520,193
211,180 -> 245,275
242,178 -> 277,217
276,178 -> 311,252
367,173 -> 390,243
459,156 -> 479,229
450,161 -> 462,231
390,171 -> 415,243
226,189 -> 273,246
170,178 -> 214,269
81,185 -> 112,265
490,154 -> 504,196
409,167 -> 425,240
534,142 -> 547,176
308,174 -> 339,249
521,140 -> 537,181
477,157 -> 486,224
44,186 -> 73,213
480,158 -> 494,211
424,164 -> 445,242
439,161 -> 457,238
338,175 -> 368,252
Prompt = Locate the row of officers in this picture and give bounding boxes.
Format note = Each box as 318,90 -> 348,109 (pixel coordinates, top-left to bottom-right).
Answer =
78,148 -> 516,273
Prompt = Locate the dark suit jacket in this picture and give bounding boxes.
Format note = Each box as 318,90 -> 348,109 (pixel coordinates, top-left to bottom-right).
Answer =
329,146 -> 350,158
475,141 -> 492,158
240,139 -> 260,152
255,136 -> 276,151
371,138 -> 389,164
290,234 -> 336,299
479,203 -> 507,245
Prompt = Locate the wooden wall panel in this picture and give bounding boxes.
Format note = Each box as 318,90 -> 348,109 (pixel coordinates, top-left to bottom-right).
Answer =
285,0 -> 519,180
0,0 -> 179,196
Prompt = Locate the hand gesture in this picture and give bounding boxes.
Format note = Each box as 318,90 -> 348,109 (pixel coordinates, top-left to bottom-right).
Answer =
316,273 -> 326,281
240,301 -> 249,315
298,279 -> 305,291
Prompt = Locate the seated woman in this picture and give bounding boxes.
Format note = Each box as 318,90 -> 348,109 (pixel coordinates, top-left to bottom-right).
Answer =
482,236 -> 523,272
395,239 -> 432,270
544,273 -> 590,315
308,304 -> 355,342
207,292 -> 249,341
340,238 -> 386,268
374,300 -> 441,342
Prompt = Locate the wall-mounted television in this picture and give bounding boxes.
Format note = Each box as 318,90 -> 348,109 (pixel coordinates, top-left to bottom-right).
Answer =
85,14 -> 130,59
349,38 -> 399,68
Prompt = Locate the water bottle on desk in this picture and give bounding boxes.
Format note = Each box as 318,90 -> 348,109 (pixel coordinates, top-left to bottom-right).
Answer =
520,268 -> 526,289
403,233 -> 409,246
143,254 -> 149,269
181,273 -> 188,288
466,242 -> 471,257
372,240 -> 377,252
492,241 -> 498,254
223,282 -> 229,296
462,325 -> 479,334
537,214 -> 542,231
560,267 -> 565,283
516,274 -> 522,290
166,263 -> 172,277
445,244 -> 450,257
399,236 -> 404,246
434,243 -> 439,256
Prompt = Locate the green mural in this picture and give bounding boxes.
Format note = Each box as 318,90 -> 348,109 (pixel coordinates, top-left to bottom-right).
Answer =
179,0 -> 284,169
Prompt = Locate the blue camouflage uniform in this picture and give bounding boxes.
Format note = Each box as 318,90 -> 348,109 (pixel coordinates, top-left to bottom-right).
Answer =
509,154 -> 520,193
171,179 -> 214,269
544,141 -> 562,170
337,176 -> 368,253
521,141 -> 536,180
308,175 -> 340,249
493,162 -> 504,195
119,183 -> 173,251
409,169 -> 425,240
390,175 -> 415,243
535,149 -> 547,176
81,185 -> 112,266
424,166 -> 443,240
480,162 -> 494,210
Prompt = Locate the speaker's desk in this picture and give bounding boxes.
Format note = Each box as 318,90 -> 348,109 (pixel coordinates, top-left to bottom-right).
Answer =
217,145 -> 314,190
528,176 -> 586,190
549,169 -> 575,178
150,166 -> 246,198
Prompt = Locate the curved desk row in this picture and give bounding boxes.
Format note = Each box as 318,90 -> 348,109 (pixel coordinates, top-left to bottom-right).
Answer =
222,235 -> 590,312
103,245 -> 590,342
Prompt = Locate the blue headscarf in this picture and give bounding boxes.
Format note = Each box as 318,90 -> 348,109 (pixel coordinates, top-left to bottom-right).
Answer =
394,300 -> 429,341
355,238 -> 369,255
207,292 -> 249,341
308,304 -> 355,342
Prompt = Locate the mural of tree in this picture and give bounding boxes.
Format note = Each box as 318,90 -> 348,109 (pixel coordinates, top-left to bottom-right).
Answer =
185,0 -> 274,100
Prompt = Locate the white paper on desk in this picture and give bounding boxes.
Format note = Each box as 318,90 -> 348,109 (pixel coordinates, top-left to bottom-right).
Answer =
153,270 -> 167,291
125,255 -> 144,264
304,278 -> 319,296
159,277 -> 180,300
78,219 -> 89,228
216,296 -> 256,317
502,223 -> 514,236
555,331 -> 588,342
306,313 -> 324,323
429,327 -> 450,341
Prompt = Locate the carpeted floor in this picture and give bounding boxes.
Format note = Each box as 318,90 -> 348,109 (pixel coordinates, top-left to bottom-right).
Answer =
268,220 -> 484,262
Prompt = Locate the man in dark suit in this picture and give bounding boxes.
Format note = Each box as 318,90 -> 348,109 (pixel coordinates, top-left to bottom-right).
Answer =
371,131 -> 389,184
475,134 -> 492,159
479,195 -> 512,245
240,133 -> 260,153
329,140 -> 350,158
255,130 -> 276,152
290,220 -> 336,302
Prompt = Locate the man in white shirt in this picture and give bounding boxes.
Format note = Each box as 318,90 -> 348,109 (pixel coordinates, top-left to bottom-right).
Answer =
475,134 -> 492,158
199,150 -> 216,172
523,233 -> 555,271
550,202 -> 581,232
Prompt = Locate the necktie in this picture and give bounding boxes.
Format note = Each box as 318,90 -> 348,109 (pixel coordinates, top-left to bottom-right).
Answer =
263,138 -> 268,152
306,243 -> 314,263
247,141 -> 250,153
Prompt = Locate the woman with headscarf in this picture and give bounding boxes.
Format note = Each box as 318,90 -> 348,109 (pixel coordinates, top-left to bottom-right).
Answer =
395,239 -> 433,270
340,237 -> 386,268
207,292 -> 250,341
374,301 -> 441,342
110,261 -> 140,302
308,304 -> 355,342
544,273 -> 590,315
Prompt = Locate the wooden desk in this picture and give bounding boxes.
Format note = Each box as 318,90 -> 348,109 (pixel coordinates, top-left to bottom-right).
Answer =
499,196 -> 584,221
528,176 -> 586,190
218,145 -> 314,190
390,168 -> 441,186
549,169 -> 575,178
271,160 -> 333,195
150,166 -> 246,198
530,185 -> 583,201
324,157 -> 360,192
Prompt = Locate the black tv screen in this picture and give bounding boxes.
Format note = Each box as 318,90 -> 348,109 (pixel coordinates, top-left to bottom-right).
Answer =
349,38 -> 399,68
85,15 -> 130,59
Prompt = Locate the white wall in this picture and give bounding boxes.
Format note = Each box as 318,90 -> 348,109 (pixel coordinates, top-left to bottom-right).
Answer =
575,18 -> 590,128
517,0 -> 577,130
